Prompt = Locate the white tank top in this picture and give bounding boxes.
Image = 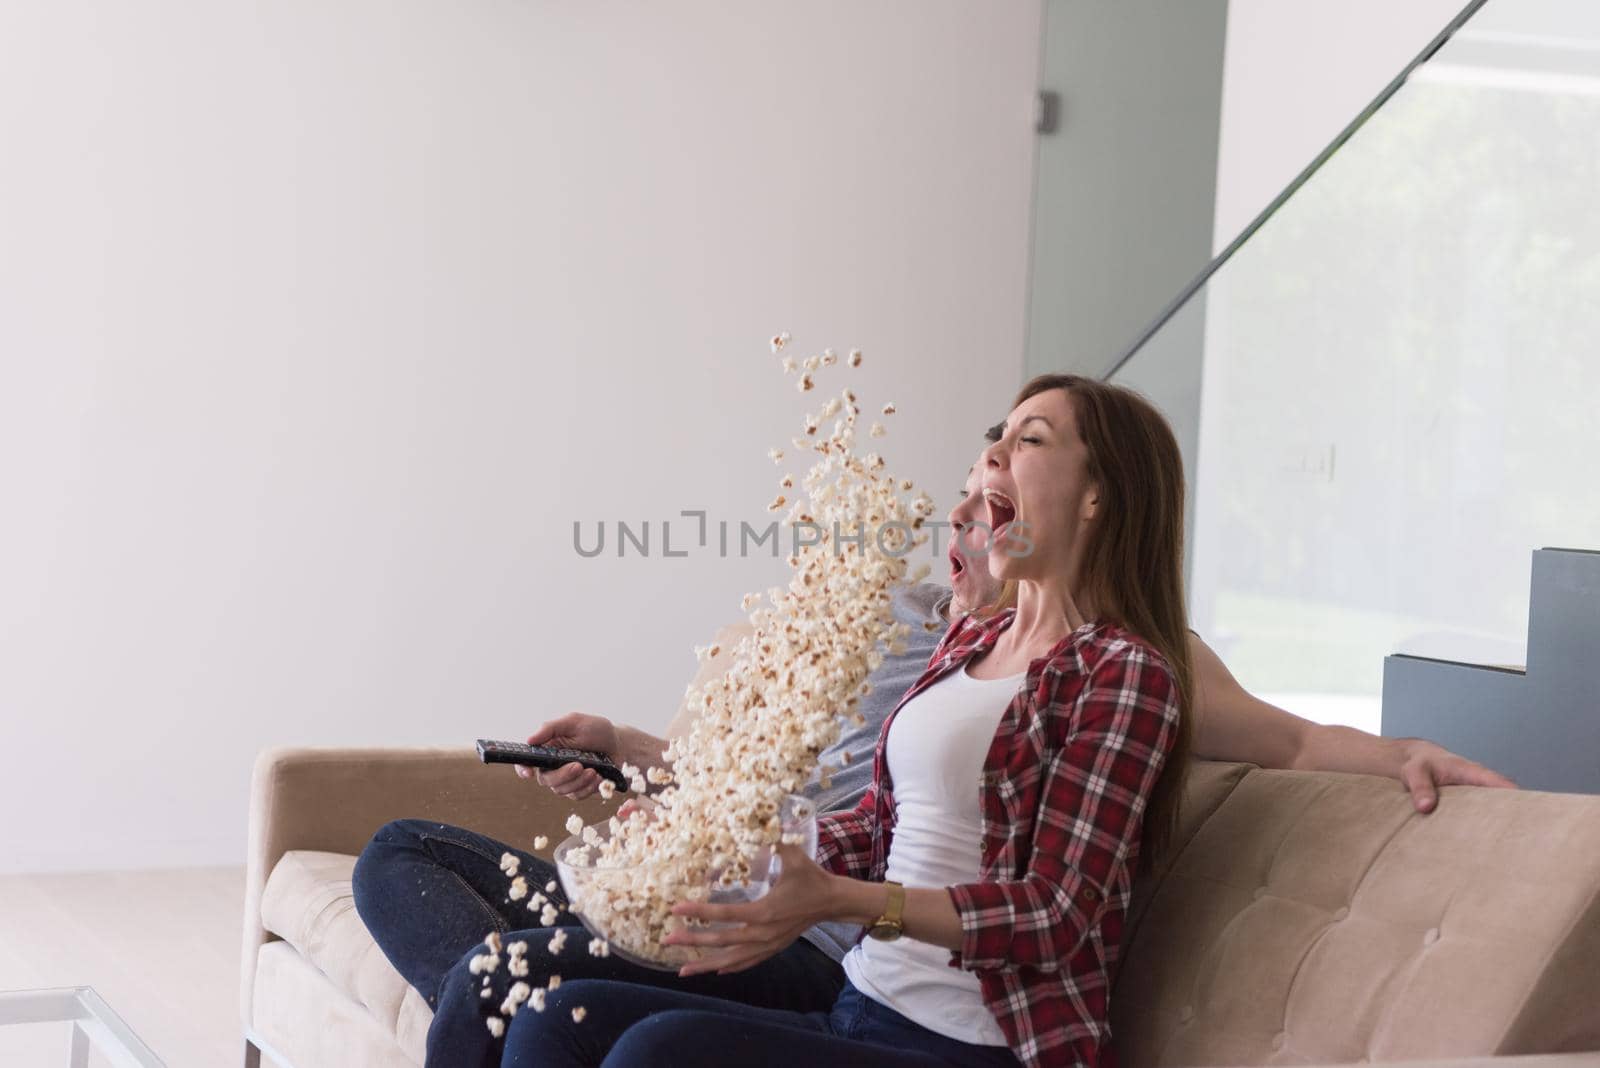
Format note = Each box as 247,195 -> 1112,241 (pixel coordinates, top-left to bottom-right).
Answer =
842,664 -> 1024,1046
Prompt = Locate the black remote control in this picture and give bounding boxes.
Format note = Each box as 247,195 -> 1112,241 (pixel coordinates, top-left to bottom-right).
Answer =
475,739 -> 630,789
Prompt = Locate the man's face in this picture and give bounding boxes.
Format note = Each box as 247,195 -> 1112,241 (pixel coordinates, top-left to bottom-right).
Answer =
947,461 -> 1005,616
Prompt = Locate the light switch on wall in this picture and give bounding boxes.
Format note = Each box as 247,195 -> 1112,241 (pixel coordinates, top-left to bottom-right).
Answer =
1279,443 -> 1336,482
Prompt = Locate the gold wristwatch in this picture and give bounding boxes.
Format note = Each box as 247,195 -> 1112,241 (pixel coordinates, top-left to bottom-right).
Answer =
866,880 -> 906,941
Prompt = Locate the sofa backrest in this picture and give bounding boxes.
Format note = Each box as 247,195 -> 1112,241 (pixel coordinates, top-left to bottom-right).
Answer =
1113,762 -> 1600,1066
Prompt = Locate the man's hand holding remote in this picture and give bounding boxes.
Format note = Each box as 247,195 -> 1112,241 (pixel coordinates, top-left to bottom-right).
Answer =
523,712 -> 671,800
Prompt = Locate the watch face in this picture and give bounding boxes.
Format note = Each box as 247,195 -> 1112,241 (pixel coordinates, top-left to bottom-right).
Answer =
867,922 -> 902,942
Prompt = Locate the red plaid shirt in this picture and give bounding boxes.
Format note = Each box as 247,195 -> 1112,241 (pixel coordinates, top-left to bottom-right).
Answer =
816,609 -> 1181,1068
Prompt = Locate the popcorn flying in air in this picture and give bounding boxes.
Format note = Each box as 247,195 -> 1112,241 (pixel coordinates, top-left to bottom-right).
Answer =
558,335 -> 930,952
483,337 -> 929,1036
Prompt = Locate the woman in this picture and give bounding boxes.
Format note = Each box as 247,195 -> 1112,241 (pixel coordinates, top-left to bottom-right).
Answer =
503,374 -> 1193,1068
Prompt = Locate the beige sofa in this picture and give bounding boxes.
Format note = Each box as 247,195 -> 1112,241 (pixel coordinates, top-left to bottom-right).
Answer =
241,751 -> 1600,1068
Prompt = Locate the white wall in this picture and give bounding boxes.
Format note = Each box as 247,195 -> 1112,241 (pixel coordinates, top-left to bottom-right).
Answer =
0,1 -> 1042,872
1024,0 -> 1228,380
1022,0 -> 1229,614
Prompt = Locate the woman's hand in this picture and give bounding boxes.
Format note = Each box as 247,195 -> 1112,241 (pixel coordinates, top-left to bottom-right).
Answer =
663,844 -> 852,977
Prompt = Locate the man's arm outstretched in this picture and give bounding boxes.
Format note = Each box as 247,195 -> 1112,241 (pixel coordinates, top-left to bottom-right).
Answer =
1187,634 -> 1517,812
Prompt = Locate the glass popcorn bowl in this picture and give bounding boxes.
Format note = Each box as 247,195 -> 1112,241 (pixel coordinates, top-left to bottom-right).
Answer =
553,793 -> 818,971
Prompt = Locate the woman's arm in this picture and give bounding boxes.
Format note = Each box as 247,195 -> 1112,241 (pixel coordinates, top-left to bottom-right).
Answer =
819,875 -> 966,949
1188,635 -> 1517,810
814,773 -> 879,881
665,845 -> 966,974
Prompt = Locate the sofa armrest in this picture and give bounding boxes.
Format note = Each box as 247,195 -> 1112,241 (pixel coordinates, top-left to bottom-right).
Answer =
240,746 -> 617,1028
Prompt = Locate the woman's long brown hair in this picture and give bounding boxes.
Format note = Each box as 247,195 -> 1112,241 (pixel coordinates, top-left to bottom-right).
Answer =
1010,374 -> 1193,875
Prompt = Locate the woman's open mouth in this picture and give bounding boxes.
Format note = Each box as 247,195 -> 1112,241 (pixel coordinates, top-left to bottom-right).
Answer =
983,488 -> 1017,535
948,543 -> 966,581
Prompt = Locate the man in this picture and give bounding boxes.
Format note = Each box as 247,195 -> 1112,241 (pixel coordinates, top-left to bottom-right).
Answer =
354,449 -> 1513,1067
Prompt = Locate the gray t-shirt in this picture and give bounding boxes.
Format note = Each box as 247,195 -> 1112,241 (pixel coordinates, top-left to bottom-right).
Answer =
801,581 -> 954,961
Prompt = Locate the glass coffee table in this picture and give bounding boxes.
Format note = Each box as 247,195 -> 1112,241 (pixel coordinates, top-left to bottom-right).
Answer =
0,987 -> 164,1066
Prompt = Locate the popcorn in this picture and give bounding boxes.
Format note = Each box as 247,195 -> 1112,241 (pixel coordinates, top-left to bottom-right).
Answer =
499,853 -> 521,877
508,876 -> 528,901
500,334 -> 923,970
548,928 -> 568,955
598,779 -> 617,800
565,814 -> 584,836
533,835 -> 549,851
571,1006 -> 588,1023
547,975 -> 561,990
485,1016 -> 505,1038
770,332 -> 790,353
501,981 -> 531,1017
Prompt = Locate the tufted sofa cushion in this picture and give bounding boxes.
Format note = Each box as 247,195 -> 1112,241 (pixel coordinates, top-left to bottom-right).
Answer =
1112,768 -> 1600,1067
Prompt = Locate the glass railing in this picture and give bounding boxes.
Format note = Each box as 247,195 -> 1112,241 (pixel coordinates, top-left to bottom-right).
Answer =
1108,0 -> 1600,734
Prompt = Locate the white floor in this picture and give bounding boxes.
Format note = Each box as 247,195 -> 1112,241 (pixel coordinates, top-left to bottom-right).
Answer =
0,866 -> 247,1068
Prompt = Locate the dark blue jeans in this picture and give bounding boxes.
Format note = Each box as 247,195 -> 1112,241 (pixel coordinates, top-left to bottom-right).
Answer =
503,978 -> 1022,1067
352,818 -> 584,1008
352,819 -> 845,1068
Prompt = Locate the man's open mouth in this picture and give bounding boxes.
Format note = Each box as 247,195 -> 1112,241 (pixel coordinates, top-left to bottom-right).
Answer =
948,543 -> 966,579
983,488 -> 1017,533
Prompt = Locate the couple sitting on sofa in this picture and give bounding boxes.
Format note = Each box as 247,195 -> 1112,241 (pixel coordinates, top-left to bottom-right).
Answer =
353,375 -> 1513,1068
